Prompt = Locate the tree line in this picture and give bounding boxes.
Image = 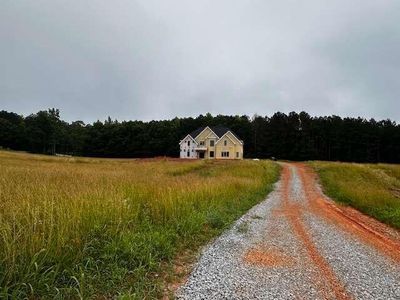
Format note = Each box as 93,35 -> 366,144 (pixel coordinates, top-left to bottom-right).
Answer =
1,109 -> 399,163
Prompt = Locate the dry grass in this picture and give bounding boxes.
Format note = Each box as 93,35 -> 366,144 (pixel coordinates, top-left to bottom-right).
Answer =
310,161 -> 400,230
0,151 -> 279,298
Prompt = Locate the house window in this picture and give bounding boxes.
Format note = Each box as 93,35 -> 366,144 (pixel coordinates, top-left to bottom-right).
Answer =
199,141 -> 205,146
210,151 -> 214,158
188,141 -> 190,146
210,140 -> 214,146
224,140 -> 227,146
236,152 -> 239,158
187,151 -> 190,157
221,151 -> 230,157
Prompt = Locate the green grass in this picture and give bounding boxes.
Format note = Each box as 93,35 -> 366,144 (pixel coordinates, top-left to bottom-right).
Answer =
0,151 -> 280,299
310,161 -> 400,229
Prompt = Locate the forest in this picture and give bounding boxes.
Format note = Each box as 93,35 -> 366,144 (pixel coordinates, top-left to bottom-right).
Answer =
1,109 -> 399,163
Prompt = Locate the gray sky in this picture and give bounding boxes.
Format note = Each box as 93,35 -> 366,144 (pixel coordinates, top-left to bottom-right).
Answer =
1,0 -> 399,123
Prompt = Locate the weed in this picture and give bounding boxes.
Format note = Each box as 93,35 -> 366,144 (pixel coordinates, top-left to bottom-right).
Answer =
237,221 -> 249,233
251,215 -> 263,220
0,150 -> 280,298
310,161 -> 400,229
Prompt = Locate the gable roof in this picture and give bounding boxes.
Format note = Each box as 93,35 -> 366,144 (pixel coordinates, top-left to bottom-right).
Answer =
179,134 -> 198,145
215,130 -> 243,145
189,127 -> 208,139
188,125 -> 242,141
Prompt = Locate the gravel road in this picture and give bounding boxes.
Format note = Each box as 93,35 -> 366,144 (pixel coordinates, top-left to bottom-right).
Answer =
176,163 -> 400,300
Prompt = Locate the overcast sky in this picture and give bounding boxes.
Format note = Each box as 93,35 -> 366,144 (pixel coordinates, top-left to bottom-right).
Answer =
1,0 -> 399,123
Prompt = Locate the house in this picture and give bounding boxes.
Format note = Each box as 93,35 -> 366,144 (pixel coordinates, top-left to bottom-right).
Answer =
179,126 -> 244,159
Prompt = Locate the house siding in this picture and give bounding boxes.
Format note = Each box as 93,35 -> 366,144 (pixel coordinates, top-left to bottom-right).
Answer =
179,127 -> 243,160
205,138 -> 217,159
196,127 -> 216,142
179,136 -> 198,159
215,132 -> 243,159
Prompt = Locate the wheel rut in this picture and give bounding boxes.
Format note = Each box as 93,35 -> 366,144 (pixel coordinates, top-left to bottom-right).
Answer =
177,163 -> 400,299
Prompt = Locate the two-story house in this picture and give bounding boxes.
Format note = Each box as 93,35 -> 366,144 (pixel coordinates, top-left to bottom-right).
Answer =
179,126 -> 243,159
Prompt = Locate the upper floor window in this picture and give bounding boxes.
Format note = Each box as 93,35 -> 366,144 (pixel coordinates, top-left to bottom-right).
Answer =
188,140 -> 190,146
210,140 -> 214,147
199,141 -> 205,146
224,140 -> 227,146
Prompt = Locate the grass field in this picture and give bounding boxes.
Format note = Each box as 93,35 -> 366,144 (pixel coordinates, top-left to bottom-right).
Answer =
310,161 -> 400,229
0,151 -> 280,299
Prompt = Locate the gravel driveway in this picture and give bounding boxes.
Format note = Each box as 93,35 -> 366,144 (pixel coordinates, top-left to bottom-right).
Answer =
176,163 -> 400,300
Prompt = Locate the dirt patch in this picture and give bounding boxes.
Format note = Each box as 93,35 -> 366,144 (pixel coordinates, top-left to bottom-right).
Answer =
161,249 -> 197,300
244,248 -> 294,267
297,163 -> 400,263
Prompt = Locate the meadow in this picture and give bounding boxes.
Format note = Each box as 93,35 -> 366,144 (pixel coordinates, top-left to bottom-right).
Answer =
0,151 -> 280,299
310,161 -> 400,229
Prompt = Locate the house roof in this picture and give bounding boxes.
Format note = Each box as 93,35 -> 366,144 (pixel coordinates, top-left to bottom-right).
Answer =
189,126 -> 242,141
178,134 -> 198,145
189,127 -> 207,139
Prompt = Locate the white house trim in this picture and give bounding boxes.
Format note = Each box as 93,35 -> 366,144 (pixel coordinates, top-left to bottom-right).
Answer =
179,135 -> 198,159
215,131 -> 243,145
179,134 -> 197,145
193,126 -> 217,140
179,126 -> 244,160
216,134 -> 236,145
204,131 -> 219,140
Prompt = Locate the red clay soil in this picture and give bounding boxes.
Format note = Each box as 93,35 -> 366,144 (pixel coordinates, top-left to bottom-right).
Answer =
254,163 -> 400,300
244,247 -> 294,267
161,249 -> 197,299
280,165 -> 351,300
174,163 -> 400,299
296,163 -> 400,263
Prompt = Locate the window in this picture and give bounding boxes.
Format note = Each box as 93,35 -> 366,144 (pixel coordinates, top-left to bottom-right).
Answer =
236,152 -> 239,158
187,151 -> 190,157
221,151 -> 230,157
188,140 -> 190,146
210,151 -> 214,158
224,140 -> 227,146
210,140 -> 214,146
199,141 -> 204,146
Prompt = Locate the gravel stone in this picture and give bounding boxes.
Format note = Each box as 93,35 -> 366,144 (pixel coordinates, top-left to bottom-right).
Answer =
176,164 -> 400,300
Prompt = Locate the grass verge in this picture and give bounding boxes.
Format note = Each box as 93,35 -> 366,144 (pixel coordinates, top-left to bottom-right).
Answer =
0,151 -> 280,299
310,161 -> 400,229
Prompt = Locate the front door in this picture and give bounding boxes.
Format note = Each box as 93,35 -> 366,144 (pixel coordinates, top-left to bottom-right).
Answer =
199,152 -> 205,159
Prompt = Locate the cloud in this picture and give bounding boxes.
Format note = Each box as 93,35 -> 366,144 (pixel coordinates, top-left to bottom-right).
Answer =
1,0 -> 399,122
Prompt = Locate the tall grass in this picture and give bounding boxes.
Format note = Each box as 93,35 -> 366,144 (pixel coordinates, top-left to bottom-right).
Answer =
0,151 -> 280,298
310,161 -> 400,229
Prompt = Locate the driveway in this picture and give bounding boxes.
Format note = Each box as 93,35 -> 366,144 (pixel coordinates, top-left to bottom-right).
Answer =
177,163 -> 400,299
